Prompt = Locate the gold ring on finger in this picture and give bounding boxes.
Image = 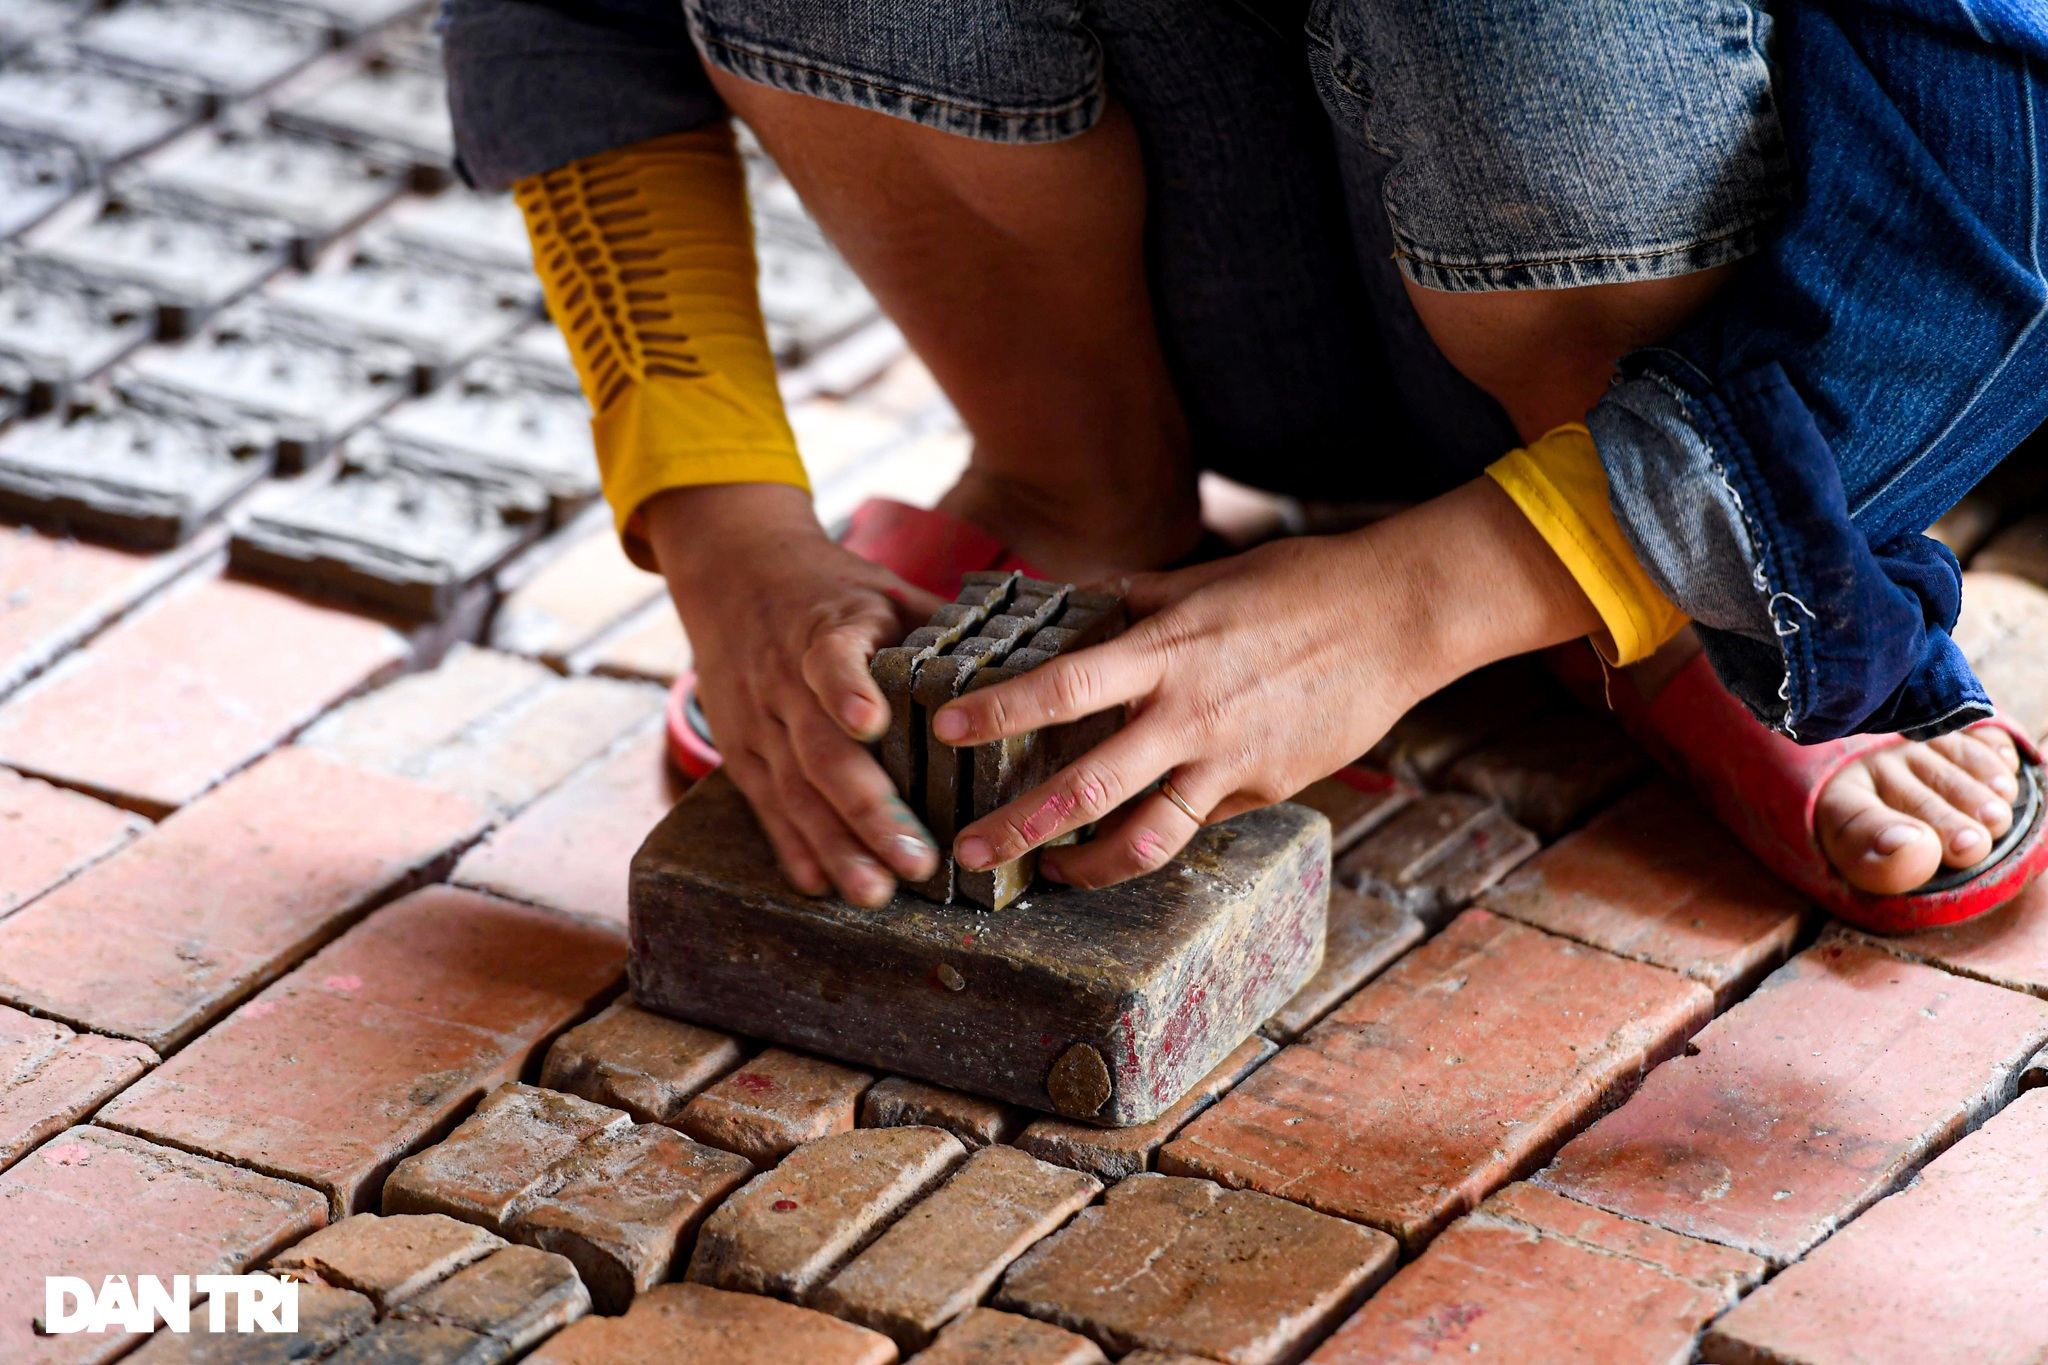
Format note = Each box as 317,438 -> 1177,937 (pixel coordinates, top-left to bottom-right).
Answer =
1157,774 -> 1204,825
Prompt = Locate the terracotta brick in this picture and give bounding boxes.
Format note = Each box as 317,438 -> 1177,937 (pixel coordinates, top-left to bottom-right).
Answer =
1159,910 -> 1713,1253
0,573 -> 408,816
811,1144 -> 1099,1355
1017,1036 -> 1276,1182
0,1126 -> 327,1365
1337,793 -> 1492,893
1290,769 -> 1416,854
1829,876 -> 2048,999
126,1281 -> 377,1365
1951,571 -> 2048,739
299,646 -> 555,775
1481,777 -> 1809,1007
859,1078 -> 1025,1150
0,767 -> 145,920
1309,1182 -> 1765,1365
527,1282 -> 896,1365
1539,939 -> 2048,1266
1335,796 -> 1537,927
994,1174 -> 1396,1365
0,1005 -> 155,1172
321,1320 -> 506,1365
97,886 -> 625,1216
680,1049 -> 874,1166
452,723 -> 679,927
570,599 -> 692,684
390,1244 -> 589,1353
914,1309 -> 1106,1365
1260,888 -> 1423,1043
689,1127 -> 963,1303
1118,1355 -> 1215,1365
1445,710 -> 1650,839
0,525 -> 216,701
271,1212 -> 505,1309
1392,805 -> 1540,927
383,1084 -> 631,1233
1701,1088 -> 2048,1365
1367,658 -> 1567,785
510,1122 -> 752,1314
490,526 -> 664,668
0,747 -> 489,1051
538,997 -> 747,1125
303,652 -> 662,818
406,677 -> 665,817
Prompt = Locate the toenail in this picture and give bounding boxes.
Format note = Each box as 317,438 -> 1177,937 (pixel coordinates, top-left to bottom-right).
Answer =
1951,827 -> 1986,855
1873,824 -> 1923,856
1979,800 -> 2010,825
1994,774 -> 2020,798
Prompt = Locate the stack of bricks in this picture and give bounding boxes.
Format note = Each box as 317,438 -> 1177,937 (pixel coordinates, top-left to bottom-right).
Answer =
870,570 -> 1125,910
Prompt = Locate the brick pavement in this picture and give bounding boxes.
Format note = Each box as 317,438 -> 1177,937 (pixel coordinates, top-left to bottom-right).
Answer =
0,465 -> 2043,1365
3,10 -> 2048,1359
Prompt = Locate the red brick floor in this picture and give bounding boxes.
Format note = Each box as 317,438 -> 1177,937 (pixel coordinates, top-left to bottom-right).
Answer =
2,500 -> 2044,1365
5,34 -> 2048,1359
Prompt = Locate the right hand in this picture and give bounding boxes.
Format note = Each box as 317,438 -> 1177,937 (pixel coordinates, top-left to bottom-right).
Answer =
642,483 -> 944,905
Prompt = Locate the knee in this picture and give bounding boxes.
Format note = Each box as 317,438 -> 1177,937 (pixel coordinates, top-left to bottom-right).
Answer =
1311,0 -> 1790,293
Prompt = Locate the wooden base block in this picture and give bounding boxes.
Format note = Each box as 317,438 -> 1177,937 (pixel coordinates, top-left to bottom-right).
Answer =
629,771 -> 1329,1128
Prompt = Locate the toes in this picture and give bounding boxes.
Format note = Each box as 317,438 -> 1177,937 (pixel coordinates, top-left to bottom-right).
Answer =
1904,743 -> 2015,841
1930,725 -> 2022,802
1869,754 -> 1996,868
1817,761 -> 1945,895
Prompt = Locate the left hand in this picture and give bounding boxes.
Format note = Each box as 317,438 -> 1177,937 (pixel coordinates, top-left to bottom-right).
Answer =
930,477 -> 1602,887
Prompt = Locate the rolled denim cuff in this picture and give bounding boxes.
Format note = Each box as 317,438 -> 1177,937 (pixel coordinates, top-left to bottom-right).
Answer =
1590,355 -> 1992,743
442,0 -> 725,190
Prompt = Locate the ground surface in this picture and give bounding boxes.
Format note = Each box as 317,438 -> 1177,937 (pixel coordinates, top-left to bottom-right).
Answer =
6,3 -> 2048,1363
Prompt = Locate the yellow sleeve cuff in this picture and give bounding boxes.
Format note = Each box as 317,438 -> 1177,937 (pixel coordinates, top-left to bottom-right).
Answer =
515,124 -> 808,564
1486,423 -> 1689,667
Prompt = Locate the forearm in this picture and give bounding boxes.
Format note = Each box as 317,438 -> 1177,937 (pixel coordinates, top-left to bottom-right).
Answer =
515,124 -> 807,568
1359,476 -> 1606,691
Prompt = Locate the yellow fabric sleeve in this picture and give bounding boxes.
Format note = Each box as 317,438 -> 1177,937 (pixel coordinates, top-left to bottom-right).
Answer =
514,124 -> 805,567
1486,423 -> 1689,666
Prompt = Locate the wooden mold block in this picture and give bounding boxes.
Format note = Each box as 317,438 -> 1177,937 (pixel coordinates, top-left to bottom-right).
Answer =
629,769 -> 1330,1127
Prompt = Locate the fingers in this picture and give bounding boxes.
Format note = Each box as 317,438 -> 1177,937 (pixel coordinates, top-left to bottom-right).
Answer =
1904,741 -> 2014,840
1039,769 -> 1224,889
784,691 -> 938,883
1868,751 -> 1997,868
1815,759 -> 1944,895
767,753 -> 901,907
1118,560 -> 1235,619
802,623 -> 895,742
722,748 -> 829,897
953,722 -> 1178,872
932,634 -> 1164,747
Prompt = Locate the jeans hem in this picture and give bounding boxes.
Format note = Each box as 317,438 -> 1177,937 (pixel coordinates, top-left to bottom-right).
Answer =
691,30 -> 1104,144
1397,225 -> 1773,293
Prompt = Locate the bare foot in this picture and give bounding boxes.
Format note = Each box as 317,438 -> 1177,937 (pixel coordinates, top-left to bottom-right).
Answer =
1626,630 -> 2029,897
1816,724 -> 2024,895
937,461 -> 1205,583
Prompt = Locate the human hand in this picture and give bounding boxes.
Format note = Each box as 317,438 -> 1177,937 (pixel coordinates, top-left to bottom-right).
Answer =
930,478 -> 1602,888
642,483 -> 945,905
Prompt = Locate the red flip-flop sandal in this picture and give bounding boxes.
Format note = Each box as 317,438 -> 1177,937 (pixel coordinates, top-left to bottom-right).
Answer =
1622,650 -> 2048,934
666,499 -> 1042,777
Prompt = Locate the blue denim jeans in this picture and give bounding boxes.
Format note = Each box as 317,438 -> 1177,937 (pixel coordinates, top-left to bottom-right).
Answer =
443,0 -> 2048,743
